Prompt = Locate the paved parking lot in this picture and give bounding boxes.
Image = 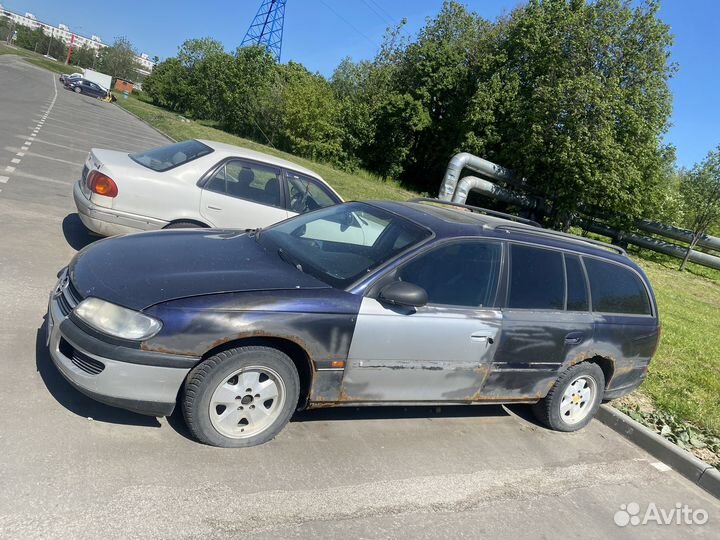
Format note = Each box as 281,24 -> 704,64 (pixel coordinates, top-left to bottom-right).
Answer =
0,55 -> 717,539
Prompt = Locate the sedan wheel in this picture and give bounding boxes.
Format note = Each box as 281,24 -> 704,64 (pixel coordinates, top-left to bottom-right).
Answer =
558,375 -> 597,426
74,86 -> 82,93
183,346 -> 300,447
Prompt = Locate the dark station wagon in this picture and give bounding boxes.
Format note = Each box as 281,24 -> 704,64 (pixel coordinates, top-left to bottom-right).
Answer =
47,199 -> 660,447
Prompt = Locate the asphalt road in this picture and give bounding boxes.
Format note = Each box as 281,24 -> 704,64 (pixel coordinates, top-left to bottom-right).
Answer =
0,55 -> 717,540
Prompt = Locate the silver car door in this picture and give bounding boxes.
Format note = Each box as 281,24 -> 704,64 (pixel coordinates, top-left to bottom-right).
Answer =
341,240 -> 504,402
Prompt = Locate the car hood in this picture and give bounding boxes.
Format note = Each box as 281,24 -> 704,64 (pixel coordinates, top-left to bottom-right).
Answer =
69,229 -> 330,311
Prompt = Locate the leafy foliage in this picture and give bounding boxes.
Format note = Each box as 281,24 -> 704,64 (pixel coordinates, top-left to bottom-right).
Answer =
97,37 -> 140,80
142,1 -> 685,227
620,404 -> 720,468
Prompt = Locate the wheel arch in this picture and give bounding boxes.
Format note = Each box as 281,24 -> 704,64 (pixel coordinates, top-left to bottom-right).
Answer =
163,218 -> 210,229
565,354 -> 615,390
197,337 -> 314,408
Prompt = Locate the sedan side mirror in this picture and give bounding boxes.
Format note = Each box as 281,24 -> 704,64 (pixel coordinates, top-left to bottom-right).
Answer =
378,281 -> 428,308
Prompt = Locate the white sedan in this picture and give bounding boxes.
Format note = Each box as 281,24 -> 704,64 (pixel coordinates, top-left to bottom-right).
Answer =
73,139 -> 343,236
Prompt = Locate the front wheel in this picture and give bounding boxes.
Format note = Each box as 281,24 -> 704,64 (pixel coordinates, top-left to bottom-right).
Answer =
182,346 -> 300,447
532,362 -> 605,432
74,86 -> 82,93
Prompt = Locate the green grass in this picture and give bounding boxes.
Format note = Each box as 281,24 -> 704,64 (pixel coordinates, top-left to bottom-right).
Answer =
116,93 -> 720,436
0,43 -> 78,75
114,92 -> 418,202
628,249 -> 720,435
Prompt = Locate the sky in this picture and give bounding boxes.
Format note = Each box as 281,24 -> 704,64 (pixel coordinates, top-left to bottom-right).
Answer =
3,0 -> 718,168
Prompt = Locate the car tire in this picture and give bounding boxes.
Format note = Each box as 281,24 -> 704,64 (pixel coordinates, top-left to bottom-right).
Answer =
164,221 -> 205,229
182,346 -> 300,448
532,362 -> 605,432
74,86 -> 82,93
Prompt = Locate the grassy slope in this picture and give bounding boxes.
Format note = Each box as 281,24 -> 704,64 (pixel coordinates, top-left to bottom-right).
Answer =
0,43 -> 77,74
114,93 -> 417,202
117,94 -> 719,435
633,251 -> 720,434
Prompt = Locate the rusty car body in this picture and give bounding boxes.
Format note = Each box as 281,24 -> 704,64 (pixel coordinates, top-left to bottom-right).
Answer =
47,199 -> 660,446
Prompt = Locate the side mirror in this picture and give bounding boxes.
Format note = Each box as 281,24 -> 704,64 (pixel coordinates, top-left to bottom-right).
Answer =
378,281 -> 428,308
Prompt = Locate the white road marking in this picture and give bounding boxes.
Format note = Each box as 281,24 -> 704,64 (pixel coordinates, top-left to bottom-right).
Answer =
21,146 -> 28,151
14,151 -> 78,166
18,137 -> 86,153
0,74 -> 58,187
8,169 -> 70,185
650,462 -> 672,472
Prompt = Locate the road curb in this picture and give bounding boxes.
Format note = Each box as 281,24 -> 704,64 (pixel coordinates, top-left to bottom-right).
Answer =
112,99 -> 176,143
596,405 -> 719,499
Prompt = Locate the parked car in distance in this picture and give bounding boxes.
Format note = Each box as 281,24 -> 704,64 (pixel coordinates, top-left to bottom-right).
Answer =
64,78 -> 109,99
59,72 -> 83,84
47,199 -> 660,447
73,139 -> 344,236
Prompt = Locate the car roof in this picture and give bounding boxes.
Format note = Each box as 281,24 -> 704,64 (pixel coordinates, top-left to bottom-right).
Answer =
368,200 -> 637,267
196,139 -> 323,181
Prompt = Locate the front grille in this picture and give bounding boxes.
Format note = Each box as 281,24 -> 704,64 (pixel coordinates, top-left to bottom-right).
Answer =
59,338 -> 105,375
55,274 -> 82,316
57,291 -> 73,316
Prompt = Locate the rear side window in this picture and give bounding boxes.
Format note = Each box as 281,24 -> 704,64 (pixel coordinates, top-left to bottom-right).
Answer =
130,140 -> 213,172
508,245 -> 564,310
205,159 -> 283,208
285,171 -> 339,213
399,241 -> 501,307
584,258 -> 651,315
564,254 -> 589,311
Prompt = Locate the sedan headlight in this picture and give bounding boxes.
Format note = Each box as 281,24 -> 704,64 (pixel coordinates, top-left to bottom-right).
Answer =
74,297 -> 162,340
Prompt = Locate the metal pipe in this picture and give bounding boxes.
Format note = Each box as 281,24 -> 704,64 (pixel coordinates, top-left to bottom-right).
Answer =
451,175 -> 541,209
583,222 -> 720,271
636,219 -> 720,252
438,152 -> 519,201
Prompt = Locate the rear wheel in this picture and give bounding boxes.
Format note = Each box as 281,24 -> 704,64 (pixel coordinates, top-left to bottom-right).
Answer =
164,221 -> 205,230
183,346 -> 300,447
533,362 -> 605,432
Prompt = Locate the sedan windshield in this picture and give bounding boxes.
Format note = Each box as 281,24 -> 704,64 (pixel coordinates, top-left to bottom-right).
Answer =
258,202 -> 431,288
130,140 -> 213,172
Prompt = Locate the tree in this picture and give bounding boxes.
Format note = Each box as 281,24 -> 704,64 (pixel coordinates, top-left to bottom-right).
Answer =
97,37 -> 140,79
274,62 -> 344,163
679,147 -> 720,270
70,45 -> 96,68
464,0 -> 675,226
142,57 -> 189,111
14,26 -> 44,52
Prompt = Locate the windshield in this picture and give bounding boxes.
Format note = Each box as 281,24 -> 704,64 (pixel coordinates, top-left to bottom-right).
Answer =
129,140 -> 213,172
258,202 -> 431,288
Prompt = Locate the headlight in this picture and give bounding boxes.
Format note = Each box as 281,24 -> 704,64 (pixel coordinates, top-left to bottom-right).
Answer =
74,297 -> 162,340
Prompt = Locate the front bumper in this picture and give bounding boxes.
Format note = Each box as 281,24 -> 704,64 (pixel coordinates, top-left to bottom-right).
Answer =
46,274 -> 197,416
73,181 -> 168,237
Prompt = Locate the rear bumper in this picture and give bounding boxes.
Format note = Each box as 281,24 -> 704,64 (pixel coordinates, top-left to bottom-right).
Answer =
46,274 -> 197,416
73,181 -> 168,236
604,367 -> 648,400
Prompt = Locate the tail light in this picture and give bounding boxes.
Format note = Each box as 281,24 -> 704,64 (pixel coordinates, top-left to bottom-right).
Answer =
87,170 -> 118,198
